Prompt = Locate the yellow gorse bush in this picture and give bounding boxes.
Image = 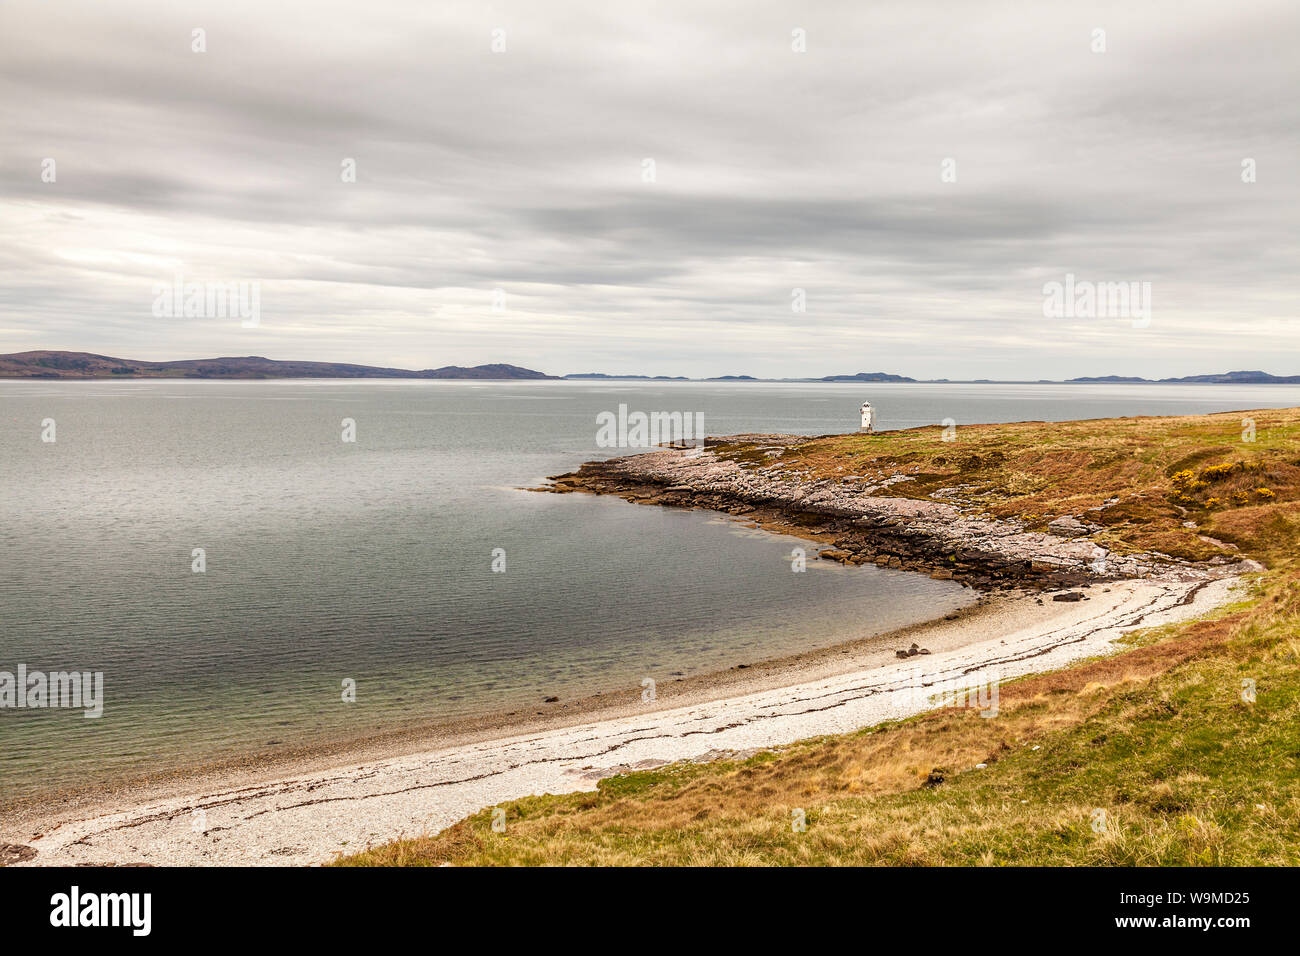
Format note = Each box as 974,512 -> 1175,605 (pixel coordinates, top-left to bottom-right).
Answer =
1201,462 -> 1241,481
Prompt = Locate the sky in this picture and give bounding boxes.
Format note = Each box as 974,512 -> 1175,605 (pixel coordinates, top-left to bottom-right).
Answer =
0,0 -> 1296,379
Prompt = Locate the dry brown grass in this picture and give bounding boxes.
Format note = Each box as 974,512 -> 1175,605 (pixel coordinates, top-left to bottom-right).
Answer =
736,408 -> 1300,562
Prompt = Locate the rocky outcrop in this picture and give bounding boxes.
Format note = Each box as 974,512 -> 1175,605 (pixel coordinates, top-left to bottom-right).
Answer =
1047,516 -> 1094,537
542,439 -> 1228,591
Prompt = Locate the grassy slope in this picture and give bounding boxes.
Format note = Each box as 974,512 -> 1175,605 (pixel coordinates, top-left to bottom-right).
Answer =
337,409 -> 1300,866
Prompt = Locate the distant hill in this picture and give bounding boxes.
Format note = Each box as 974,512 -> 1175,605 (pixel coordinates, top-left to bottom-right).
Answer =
0,351 -> 554,380
1069,370 -> 1300,385
564,373 -> 689,380
426,363 -> 552,380
5,352 -> 1299,384
819,372 -> 917,383
1163,370 -> 1300,384
1067,375 -> 1152,384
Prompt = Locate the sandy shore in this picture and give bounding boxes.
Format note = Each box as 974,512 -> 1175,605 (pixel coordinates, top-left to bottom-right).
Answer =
8,571 -> 1240,866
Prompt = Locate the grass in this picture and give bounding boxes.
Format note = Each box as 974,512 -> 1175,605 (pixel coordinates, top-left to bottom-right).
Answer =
336,409 -> 1300,866
714,407 -> 1300,562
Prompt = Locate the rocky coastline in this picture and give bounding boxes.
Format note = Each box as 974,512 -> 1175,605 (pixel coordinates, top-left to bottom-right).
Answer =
542,435 -> 1243,591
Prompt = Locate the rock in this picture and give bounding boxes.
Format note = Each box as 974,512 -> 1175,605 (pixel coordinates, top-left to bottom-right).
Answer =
923,768 -> 946,787
0,844 -> 36,866
1052,591 -> 1085,602
895,650 -> 909,659
1048,516 -> 1090,537
919,648 -> 931,655
906,647 -> 919,657
543,696 -> 560,703
818,548 -> 852,562
929,569 -> 953,580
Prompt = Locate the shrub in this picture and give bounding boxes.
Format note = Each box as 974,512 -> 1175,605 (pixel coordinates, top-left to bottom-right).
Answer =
1201,462 -> 1241,482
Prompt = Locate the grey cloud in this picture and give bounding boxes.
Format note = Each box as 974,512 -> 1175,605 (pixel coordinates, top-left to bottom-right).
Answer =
0,0 -> 1295,378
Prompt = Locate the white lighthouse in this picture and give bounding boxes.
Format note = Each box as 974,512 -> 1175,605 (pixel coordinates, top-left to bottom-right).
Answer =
860,401 -> 876,433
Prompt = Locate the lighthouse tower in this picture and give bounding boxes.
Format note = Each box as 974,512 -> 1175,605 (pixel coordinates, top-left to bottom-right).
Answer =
860,401 -> 876,433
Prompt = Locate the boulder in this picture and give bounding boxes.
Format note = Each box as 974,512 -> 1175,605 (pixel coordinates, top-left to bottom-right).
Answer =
1048,516 -> 1090,537
0,844 -> 36,865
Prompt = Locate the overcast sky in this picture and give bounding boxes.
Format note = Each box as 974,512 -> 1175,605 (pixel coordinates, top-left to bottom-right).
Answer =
1,0 -> 1296,378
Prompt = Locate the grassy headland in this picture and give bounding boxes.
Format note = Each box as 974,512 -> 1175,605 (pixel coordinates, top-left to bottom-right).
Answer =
338,409 -> 1300,866
705,407 -> 1300,563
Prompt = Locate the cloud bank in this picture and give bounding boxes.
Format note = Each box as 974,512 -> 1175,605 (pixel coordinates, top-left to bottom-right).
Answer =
1,0 -> 1296,377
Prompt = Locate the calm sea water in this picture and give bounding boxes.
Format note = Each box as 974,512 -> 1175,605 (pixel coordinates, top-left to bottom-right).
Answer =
3,379 -> 1298,799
